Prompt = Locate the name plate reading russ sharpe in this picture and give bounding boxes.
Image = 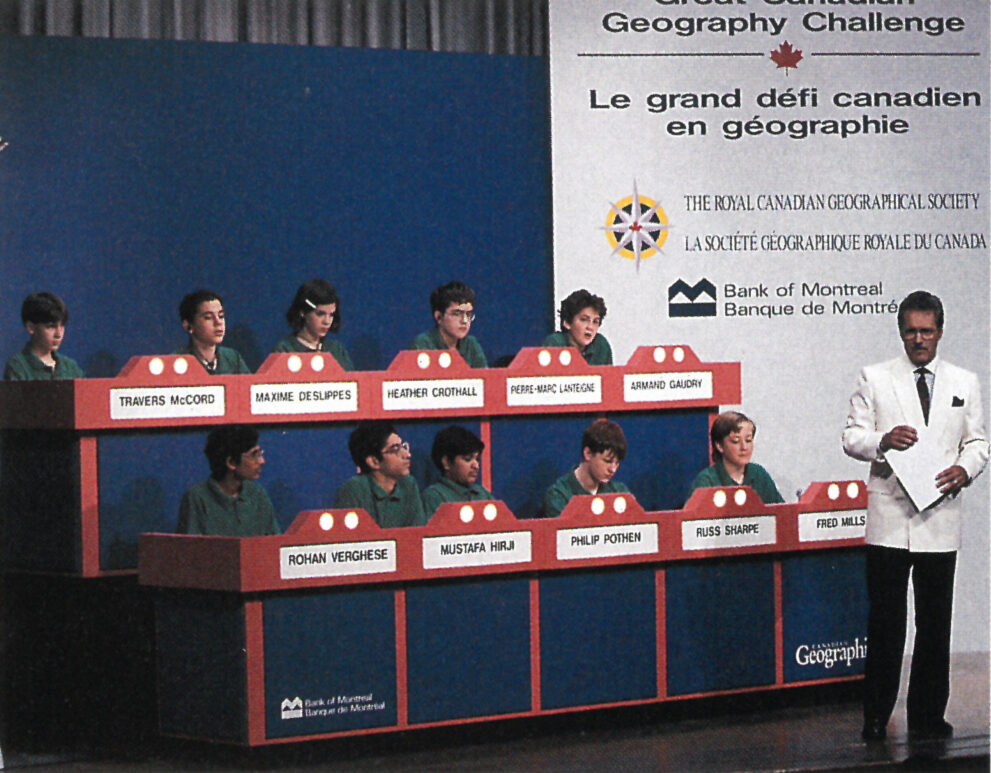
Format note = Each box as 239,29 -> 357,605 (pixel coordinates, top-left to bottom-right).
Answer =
422,531 -> 531,570
557,524 -> 659,561
382,379 -> 484,411
280,540 -> 396,579
624,371 -> 713,403
798,509 -> 866,542
110,385 -> 225,420
506,375 -> 601,407
251,382 -> 357,415
682,516 -> 776,551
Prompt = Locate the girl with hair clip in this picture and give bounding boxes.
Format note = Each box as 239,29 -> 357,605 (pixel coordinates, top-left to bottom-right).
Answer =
273,278 -> 354,370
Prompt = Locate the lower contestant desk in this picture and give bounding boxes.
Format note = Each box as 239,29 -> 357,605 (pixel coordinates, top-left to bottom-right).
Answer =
139,482 -> 869,746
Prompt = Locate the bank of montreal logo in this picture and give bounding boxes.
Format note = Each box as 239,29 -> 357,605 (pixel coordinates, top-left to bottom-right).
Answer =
602,181 -> 670,270
669,279 -> 716,318
281,696 -> 303,720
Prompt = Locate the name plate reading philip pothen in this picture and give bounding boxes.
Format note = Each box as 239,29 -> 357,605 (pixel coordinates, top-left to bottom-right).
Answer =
798,510 -> 866,542
557,523 -> 659,561
624,371 -> 713,403
382,379 -> 484,411
422,531 -> 532,570
280,540 -> 397,579
506,375 -> 601,407
682,516 -> 776,551
251,382 -> 358,415
110,385 -> 225,420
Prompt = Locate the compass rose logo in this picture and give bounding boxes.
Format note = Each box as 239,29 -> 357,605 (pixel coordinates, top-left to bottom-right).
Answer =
603,181 -> 670,270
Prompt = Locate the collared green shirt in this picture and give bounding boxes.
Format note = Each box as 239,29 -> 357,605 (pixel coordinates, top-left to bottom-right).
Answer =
272,335 -> 355,371
4,345 -> 85,381
421,476 -> 495,517
173,343 -> 250,375
540,331 -> 613,365
541,468 -> 630,519
333,473 -> 427,528
176,478 -> 281,537
410,327 -> 487,368
689,461 -> 784,504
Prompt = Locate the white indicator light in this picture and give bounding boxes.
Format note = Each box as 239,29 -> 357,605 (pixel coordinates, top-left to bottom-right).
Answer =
538,350 -> 551,367
590,497 -> 605,515
828,483 -> 840,500
483,503 -> 498,521
846,482 -> 860,499
653,347 -> 666,363
416,352 -> 431,369
149,358 -> 164,375
344,512 -> 359,529
559,350 -> 572,366
713,490 -> 727,508
310,355 -> 325,372
173,357 -> 188,375
459,505 -> 474,523
613,496 -> 627,514
734,489 -> 747,506
319,512 -> 334,531
673,347 -> 685,363
438,352 -> 452,368
287,355 -> 302,373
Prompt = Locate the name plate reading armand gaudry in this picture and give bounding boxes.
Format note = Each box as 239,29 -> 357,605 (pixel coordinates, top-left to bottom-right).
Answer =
557,523 -> 659,560
798,509 -> 866,542
280,540 -> 397,579
251,382 -> 357,415
382,379 -> 484,411
422,531 -> 532,570
624,371 -> 713,403
110,385 -> 225,420
506,375 -> 602,407
682,516 -> 776,551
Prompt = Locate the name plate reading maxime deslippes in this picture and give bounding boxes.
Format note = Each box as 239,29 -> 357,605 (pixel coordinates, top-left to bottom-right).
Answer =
280,540 -> 397,579
556,523 -> 659,560
251,382 -> 358,415
422,531 -> 532,570
798,510 -> 866,542
110,385 -> 225,420
623,371 -> 713,403
682,516 -> 776,551
382,379 -> 484,411
506,375 -> 602,407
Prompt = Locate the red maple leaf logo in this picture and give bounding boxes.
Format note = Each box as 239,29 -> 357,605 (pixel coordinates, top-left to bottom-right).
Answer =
770,41 -> 803,74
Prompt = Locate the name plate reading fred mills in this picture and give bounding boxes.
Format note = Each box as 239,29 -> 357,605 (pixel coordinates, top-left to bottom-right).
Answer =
506,375 -> 602,407
251,382 -> 358,415
798,509 -> 866,542
280,540 -> 397,579
624,371 -> 713,403
110,385 -> 225,420
422,531 -> 532,570
382,379 -> 484,411
682,516 -> 776,551
557,523 -> 659,561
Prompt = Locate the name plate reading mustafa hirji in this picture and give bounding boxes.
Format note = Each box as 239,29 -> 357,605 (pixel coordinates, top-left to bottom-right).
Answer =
251,382 -> 358,415
682,516 -> 776,551
280,540 -> 397,579
556,523 -> 659,561
798,510 -> 866,542
422,531 -> 532,570
623,371 -> 713,403
506,375 -> 602,407
382,379 -> 484,411
110,385 -> 226,420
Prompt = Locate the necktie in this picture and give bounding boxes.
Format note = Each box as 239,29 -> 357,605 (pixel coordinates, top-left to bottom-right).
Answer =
915,367 -> 930,425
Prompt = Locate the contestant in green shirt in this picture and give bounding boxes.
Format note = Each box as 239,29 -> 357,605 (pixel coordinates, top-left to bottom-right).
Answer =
688,411 -> 783,504
174,289 -> 250,375
4,292 -> 85,380
541,418 -> 630,518
541,288 -> 613,365
177,425 -> 281,536
421,425 -> 495,516
273,278 -> 354,370
410,281 -> 487,368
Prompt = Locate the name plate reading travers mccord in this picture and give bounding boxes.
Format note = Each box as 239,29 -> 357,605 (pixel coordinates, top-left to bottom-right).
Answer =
251,382 -> 358,415
422,531 -> 532,570
557,524 -> 659,560
280,540 -> 397,579
110,385 -> 225,420
382,379 -> 484,411
798,509 -> 866,542
506,375 -> 602,407
623,371 -> 713,403
682,516 -> 776,551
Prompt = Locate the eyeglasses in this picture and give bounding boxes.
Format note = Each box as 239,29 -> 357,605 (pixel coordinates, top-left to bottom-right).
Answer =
382,441 -> 410,455
245,448 -> 265,459
900,328 -> 939,341
446,309 -> 476,322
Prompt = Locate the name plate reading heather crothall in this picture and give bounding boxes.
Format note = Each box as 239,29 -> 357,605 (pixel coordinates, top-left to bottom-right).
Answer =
556,523 -> 659,561
623,371 -> 713,403
280,540 -> 397,579
798,509 -> 866,542
506,375 -> 602,407
382,379 -> 484,411
422,531 -> 532,570
251,382 -> 358,415
682,516 -> 776,551
110,385 -> 225,420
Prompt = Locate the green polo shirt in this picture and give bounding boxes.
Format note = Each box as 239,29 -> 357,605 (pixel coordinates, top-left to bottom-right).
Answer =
272,335 -> 355,371
176,478 -> 281,537
540,331 -> 613,365
421,476 -> 495,517
4,345 -> 85,380
689,461 -> 784,504
173,343 -> 250,375
541,469 -> 630,519
333,473 -> 427,528
410,327 -> 487,368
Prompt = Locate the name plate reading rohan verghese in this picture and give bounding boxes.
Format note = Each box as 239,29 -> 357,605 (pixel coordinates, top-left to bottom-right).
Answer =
798,509 -> 866,542
251,382 -> 358,415
382,379 -> 484,411
682,516 -> 777,551
506,375 -> 602,407
624,371 -> 713,403
110,385 -> 225,420
557,523 -> 659,561
280,540 -> 397,580
422,531 -> 532,570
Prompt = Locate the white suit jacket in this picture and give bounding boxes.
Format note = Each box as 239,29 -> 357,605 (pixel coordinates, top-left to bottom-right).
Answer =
842,354 -> 988,551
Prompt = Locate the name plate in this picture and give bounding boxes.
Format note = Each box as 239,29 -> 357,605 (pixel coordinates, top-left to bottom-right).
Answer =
557,523 -> 659,560
382,379 -> 484,411
110,385 -> 225,420
422,531 -> 532,569
280,540 -> 397,579
682,516 -> 776,551
251,382 -> 358,415
624,371 -> 713,403
506,375 -> 602,406
798,509 -> 866,542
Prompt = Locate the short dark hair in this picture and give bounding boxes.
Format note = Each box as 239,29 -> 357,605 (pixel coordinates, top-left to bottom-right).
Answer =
204,425 -> 259,480
348,420 -> 397,474
559,289 -> 606,331
179,289 -> 223,324
710,411 -> 755,461
430,281 -> 476,316
21,292 -> 69,325
286,278 -> 342,333
431,425 -> 485,471
898,290 -> 944,331
582,419 -> 626,461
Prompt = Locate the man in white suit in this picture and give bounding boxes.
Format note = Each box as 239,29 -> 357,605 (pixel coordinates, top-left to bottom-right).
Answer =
843,290 -> 988,742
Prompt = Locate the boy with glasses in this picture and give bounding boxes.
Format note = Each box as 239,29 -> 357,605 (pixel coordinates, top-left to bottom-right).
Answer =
410,281 -> 487,368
